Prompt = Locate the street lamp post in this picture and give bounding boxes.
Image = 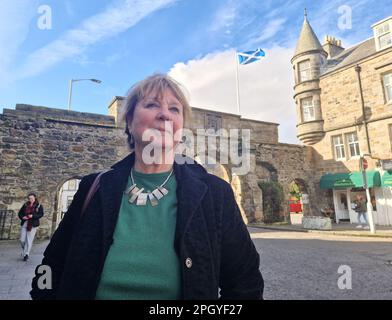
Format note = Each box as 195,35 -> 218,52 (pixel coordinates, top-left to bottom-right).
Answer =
360,157 -> 375,233
67,78 -> 102,111
360,154 -> 377,234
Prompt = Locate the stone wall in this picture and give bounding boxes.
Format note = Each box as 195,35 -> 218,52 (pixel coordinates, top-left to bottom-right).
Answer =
0,103 -> 314,239
319,47 -> 392,132
312,47 -> 392,173
256,143 -> 319,220
0,104 -> 129,239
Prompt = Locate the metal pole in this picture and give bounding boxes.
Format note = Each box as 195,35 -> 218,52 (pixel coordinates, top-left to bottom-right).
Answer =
355,66 -> 372,155
361,157 -> 376,233
235,52 -> 241,115
68,79 -> 73,111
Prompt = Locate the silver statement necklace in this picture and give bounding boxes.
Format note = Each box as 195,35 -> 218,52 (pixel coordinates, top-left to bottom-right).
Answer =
125,168 -> 174,206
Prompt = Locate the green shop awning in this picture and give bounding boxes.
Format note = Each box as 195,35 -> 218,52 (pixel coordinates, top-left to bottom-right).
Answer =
320,171 -> 381,189
382,171 -> 392,186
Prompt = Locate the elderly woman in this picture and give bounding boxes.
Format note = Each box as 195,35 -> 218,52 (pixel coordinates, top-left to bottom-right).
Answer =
30,74 -> 263,300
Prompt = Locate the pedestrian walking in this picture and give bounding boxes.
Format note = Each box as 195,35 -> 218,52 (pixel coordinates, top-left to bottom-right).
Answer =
18,193 -> 44,261
353,194 -> 369,229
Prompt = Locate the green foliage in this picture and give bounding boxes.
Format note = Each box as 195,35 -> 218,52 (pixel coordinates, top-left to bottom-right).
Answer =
258,181 -> 284,223
289,181 -> 302,200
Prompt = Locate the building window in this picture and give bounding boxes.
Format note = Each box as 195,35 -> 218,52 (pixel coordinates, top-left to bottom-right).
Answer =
383,73 -> 392,103
332,135 -> 345,160
375,22 -> 392,51
298,60 -> 311,82
346,132 -> 360,158
67,179 -> 77,191
389,124 -> 392,152
66,196 -> 74,211
301,98 -> 315,122
205,114 -> 222,134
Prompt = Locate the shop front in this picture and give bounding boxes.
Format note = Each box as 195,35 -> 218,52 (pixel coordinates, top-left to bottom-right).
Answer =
319,170 -> 392,226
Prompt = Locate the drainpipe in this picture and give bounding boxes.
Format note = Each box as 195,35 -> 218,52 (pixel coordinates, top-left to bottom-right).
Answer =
355,65 -> 372,155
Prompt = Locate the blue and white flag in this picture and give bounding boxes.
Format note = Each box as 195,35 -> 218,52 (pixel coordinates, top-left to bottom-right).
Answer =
237,48 -> 265,65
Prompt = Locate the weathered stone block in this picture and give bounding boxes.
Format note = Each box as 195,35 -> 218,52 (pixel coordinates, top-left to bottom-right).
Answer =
302,216 -> 332,230
71,145 -> 84,152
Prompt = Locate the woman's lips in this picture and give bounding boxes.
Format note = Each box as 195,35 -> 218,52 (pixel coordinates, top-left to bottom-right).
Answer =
155,128 -> 173,134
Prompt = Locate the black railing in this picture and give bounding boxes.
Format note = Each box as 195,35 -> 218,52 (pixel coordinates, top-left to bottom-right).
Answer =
0,210 -> 15,240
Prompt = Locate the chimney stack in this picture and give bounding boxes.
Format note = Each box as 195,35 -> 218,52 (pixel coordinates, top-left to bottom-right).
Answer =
322,35 -> 344,58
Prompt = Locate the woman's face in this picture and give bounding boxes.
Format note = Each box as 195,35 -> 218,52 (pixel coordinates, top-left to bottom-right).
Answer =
28,195 -> 35,203
128,88 -> 184,151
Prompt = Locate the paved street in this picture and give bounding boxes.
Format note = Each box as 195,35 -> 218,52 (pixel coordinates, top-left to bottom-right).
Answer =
249,227 -> 392,300
0,240 -> 48,300
1,228 -> 392,299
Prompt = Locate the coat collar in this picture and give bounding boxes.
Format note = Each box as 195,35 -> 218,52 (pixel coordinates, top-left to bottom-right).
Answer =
99,152 -> 208,252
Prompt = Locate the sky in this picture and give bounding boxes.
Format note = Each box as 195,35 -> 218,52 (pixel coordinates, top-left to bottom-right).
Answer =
0,0 -> 389,144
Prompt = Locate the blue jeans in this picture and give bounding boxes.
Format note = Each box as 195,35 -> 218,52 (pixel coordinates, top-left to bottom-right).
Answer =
357,211 -> 368,225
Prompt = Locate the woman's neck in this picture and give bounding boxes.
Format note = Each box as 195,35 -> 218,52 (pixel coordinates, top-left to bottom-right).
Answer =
133,146 -> 174,173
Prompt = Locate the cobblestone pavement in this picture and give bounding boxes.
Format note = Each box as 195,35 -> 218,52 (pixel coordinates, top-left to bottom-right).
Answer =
248,227 -> 392,300
1,228 -> 392,300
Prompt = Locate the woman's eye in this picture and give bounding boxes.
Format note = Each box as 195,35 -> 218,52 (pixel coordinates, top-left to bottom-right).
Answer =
146,103 -> 158,108
170,106 -> 180,113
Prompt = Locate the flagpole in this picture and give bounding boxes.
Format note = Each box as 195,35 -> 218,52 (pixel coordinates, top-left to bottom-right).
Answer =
235,51 -> 241,115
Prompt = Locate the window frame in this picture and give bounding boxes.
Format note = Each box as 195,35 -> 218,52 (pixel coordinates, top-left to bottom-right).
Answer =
66,196 -> 74,211
332,135 -> 346,161
375,22 -> 392,51
67,179 -> 77,191
301,97 -> 315,122
345,132 -> 360,158
298,59 -> 311,82
383,72 -> 392,103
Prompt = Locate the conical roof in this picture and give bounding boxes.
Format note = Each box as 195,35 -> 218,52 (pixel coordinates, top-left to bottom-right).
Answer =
293,15 -> 324,58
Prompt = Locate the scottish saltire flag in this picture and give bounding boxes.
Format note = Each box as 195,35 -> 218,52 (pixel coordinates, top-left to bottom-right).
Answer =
237,48 -> 265,65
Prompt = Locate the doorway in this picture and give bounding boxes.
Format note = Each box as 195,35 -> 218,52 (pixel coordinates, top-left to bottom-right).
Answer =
55,178 -> 81,229
333,189 -> 349,222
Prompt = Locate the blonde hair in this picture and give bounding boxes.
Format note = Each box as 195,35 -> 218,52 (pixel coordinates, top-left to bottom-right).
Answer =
121,73 -> 192,149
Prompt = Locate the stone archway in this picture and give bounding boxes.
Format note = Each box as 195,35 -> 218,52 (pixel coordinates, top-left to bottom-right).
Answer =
51,177 -> 81,236
290,178 -> 311,216
255,160 -> 278,182
254,160 -> 280,222
230,173 -> 249,224
203,162 -> 230,183
194,154 -> 249,224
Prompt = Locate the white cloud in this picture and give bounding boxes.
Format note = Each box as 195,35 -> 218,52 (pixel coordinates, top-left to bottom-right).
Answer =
169,47 -> 300,144
243,18 -> 286,48
0,0 -> 38,85
208,1 -> 237,33
12,0 -> 177,80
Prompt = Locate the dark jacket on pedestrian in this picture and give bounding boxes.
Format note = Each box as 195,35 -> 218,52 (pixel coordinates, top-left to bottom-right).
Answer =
30,152 -> 263,300
353,199 -> 366,213
18,202 -> 44,228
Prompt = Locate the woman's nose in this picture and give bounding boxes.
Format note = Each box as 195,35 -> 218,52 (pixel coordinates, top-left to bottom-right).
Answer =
157,105 -> 171,121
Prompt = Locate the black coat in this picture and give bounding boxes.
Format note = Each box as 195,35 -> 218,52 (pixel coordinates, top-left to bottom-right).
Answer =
30,153 -> 263,300
18,202 -> 44,228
